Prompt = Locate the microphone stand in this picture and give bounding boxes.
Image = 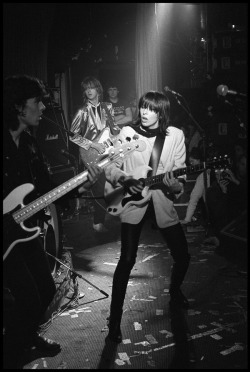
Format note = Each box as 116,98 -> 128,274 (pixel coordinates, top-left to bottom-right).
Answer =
223,99 -> 246,138
46,251 -> 109,299
172,93 -> 211,235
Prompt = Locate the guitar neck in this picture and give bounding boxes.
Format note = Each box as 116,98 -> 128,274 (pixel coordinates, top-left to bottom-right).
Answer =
12,139 -> 147,224
144,163 -> 206,187
12,157 -> 113,224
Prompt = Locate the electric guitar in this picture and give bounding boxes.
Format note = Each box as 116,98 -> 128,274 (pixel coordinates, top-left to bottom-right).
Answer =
70,127 -> 121,167
3,139 -> 146,261
105,156 -> 231,216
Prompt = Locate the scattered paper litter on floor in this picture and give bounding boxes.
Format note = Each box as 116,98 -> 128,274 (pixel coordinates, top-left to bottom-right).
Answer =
188,327 -> 224,340
134,322 -> 142,330
159,330 -> 173,338
130,295 -> 154,302
220,343 -> 244,355
145,334 -> 158,344
122,339 -> 131,344
148,295 -> 157,299
101,325 -> 109,332
134,350 -> 152,355
134,340 -> 150,346
153,343 -> 175,351
115,359 -> 125,366
31,364 -> 39,369
41,358 -> 47,368
128,282 -> 141,286
103,262 -> 117,266
71,314 -> 78,318
141,253 -> 160,262
57,361 -> 67,369
197,325 -> 207,329
118,352 -> 130,361
156,309 -> 163,315
210,334 -> 222,340
188,309 -> 201,315
147,360 -> 156,367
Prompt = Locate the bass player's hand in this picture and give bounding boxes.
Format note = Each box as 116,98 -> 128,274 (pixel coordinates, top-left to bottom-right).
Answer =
78,165 -> 103,193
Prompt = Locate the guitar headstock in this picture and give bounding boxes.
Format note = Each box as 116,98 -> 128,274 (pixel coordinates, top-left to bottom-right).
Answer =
108,139 -> 146,158
207,155 -> 232,170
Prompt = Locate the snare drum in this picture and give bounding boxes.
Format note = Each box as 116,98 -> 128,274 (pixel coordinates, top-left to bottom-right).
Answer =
38,203 -> 63,275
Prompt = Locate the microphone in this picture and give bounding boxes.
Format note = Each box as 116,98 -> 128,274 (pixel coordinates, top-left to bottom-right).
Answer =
164,86 -> 182,97
216,85 -> 246,97
61,149 -> 77,162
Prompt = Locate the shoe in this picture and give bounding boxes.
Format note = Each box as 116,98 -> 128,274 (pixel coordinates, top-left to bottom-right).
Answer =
93,223 -> 108,233
106,316 -> 122,343
169,290 -> 189,309
32,334 -> 61,353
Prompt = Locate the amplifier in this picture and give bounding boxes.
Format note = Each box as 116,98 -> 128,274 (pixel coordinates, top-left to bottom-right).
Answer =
50,165 -> 76,186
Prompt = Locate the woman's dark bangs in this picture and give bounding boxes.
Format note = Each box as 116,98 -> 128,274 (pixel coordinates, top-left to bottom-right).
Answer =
141,97 -> 159,112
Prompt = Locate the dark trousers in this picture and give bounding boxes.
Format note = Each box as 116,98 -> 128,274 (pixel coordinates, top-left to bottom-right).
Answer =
90,171 -> 107,224
3,238 -> 56,358
110,201 -> 190,317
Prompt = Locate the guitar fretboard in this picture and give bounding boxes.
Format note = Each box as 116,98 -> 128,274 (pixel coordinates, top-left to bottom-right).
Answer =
144,159 -> 229,187
12,143 -> 142,224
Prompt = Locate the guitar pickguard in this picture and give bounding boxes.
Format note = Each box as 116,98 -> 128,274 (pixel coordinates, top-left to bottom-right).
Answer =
105,165 -> 152,216
79,127 -> 120,166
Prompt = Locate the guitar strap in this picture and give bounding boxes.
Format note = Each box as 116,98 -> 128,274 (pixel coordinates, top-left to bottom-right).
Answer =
101,102 -> 120,135
148,133 -> 165,177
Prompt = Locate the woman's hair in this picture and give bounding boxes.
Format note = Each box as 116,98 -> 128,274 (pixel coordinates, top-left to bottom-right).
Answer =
3,74 -> 47,131
81,76 -> 103,103
189,147 -> 203,161
135,91 -> 170,134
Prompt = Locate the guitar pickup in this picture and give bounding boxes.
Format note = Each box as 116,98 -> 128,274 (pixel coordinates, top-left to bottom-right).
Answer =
106,139 -> 113,146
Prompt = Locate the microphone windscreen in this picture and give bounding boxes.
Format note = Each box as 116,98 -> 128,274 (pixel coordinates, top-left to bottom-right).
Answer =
217,85 -> 228,96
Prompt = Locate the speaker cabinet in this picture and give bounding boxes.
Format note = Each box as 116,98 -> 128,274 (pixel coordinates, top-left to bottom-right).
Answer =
35,108 -> 70,168
49,165 -> 79,220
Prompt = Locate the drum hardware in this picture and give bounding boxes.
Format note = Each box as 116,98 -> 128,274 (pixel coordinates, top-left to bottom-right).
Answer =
46,251 -> 109,299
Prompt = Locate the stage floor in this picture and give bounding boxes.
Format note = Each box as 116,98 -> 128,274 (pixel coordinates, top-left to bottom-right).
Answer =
22,205 -> 247,369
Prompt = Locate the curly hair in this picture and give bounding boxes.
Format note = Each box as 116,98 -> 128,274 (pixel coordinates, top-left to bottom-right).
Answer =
3,75 -> 47,130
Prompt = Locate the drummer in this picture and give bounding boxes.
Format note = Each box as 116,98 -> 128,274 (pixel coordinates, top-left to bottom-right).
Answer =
3,74 -> 103,368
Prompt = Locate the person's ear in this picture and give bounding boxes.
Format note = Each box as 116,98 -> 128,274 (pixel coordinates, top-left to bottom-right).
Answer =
15,104 -> 25,116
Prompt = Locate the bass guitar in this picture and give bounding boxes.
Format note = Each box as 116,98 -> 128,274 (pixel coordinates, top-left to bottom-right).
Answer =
3,139 -> 146,261
105,156 -> 231,216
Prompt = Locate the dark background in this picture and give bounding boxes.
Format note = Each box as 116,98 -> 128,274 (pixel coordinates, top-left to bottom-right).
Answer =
3,3 -> 248,161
